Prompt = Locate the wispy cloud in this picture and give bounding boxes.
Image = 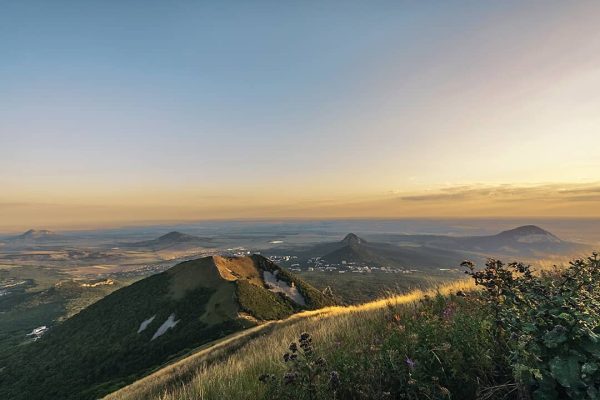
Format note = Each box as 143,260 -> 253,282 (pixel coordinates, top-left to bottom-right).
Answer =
399,183 -> 600,203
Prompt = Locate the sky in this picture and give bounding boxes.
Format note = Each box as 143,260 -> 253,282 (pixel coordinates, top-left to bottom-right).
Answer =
1,1 -> 600,230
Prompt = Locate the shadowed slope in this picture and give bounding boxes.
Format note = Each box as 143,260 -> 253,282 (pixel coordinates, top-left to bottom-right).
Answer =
0,255 -> 332,400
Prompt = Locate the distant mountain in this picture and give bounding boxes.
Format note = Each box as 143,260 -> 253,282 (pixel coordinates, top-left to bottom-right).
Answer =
0,255 -> 333,400
328,232 -> 460,268
289,233 -> 471,269
0,229 -> 66,247
7,229 -> 65,244
123,231 -> 214,251
397,225 -> 588,257
493,225 -> 561,243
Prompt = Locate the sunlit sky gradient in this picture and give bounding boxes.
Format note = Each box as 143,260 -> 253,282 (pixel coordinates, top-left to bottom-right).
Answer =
2,1 -> 600,230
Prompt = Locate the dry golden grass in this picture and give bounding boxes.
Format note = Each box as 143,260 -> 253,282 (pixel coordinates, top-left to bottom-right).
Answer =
213,255 -> 263,286
105,279 -> 474,400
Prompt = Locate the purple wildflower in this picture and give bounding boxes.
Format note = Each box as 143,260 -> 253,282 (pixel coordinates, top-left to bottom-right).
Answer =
442,305 -> 455,320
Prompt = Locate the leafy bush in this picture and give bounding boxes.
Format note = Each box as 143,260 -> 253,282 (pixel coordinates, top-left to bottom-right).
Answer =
464,253 -> 600,399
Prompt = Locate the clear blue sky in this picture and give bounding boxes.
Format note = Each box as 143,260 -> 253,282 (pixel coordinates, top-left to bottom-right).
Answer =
1,1 -> 600,229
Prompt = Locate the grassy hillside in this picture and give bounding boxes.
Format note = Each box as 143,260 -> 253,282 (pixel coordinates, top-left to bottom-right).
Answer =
0,255 -> 333,400
105,280 -> 476,400
298,269 -> 457,304
107,253 -> 600,400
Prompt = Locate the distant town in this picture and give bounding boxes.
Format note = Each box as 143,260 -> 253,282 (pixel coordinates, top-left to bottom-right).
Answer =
266,255 -> 462,275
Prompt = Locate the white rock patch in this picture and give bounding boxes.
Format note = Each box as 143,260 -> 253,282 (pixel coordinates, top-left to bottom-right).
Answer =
151,313 -> 180,340
137,315 -> 156,333
263,270 -> 306,306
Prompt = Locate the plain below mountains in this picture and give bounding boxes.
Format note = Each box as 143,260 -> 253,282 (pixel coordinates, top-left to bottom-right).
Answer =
0,255 -> 334,400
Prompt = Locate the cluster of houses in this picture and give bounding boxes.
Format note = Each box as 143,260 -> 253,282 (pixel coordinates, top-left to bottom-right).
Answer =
267,255 -> 301,271
0,278 -> 29,297
81,279 -> 115,288
265,256 -> 422,274
306,262 -> 419,274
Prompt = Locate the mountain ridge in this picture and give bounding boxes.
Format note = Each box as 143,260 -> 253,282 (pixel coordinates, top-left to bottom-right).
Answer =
0,254 -> 334,400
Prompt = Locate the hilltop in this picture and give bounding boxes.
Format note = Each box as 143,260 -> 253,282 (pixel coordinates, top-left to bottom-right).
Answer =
0,255 -> 333,400
341,232 -> 366,245
494,224 -> 561,243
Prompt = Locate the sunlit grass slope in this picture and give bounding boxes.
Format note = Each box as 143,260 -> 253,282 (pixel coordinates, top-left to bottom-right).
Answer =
106,280 -> 476,400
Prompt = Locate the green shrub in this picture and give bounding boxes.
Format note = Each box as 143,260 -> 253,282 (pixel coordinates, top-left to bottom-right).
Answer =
465,253 -> 600,400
